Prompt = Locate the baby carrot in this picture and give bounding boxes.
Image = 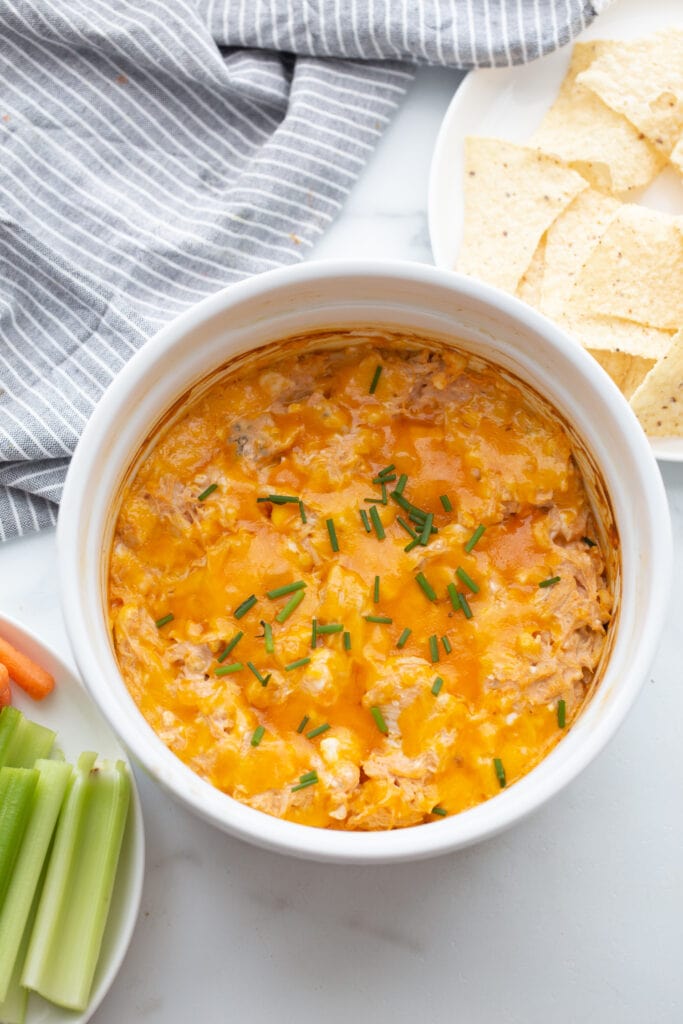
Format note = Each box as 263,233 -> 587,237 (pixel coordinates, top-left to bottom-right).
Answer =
0,638 -> 55,701
0,664 -> 10,707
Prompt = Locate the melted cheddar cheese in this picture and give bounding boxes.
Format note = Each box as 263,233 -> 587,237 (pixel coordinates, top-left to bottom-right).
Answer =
108,334 -> 613,830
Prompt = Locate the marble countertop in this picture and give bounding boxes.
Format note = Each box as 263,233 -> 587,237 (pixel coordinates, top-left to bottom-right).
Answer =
1,66 -> 682,1024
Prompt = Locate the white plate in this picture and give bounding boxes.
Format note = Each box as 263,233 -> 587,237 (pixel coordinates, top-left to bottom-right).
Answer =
428,0 -> 683,463
0,614 -> 145,1024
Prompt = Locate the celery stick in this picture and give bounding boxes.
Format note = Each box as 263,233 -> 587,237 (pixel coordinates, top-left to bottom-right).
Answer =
0,923 -> 29,1024
0,759 -> 73,1002
22,753 -> 131,1012
1,712 -> 55,770
0,768 -> 39,910
0,707 -> 21,767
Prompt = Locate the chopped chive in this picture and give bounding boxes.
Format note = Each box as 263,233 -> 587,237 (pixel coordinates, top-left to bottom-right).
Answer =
154,613 -> 174,629
582,536 -> 597,547
373,575 -> 380,603
380,482 -> 388,505
431,676 -> 444,696
275,588 -> 305,624
447,582 -> 460,610
396,627 -> 411,649
369,505 -> 385,540
394,473 -> 408,496
369,365 -> 382,394
364,496 -> 384,504
256,494 -> 300,505
360,508 -> 372,533
493,758 -> 506,788
317,623 -> 344,635
439,494 -> 452,512
306,723 -> 331,740
441,636 -> 452,654
215,662 -> 243,676
266,580 -> 306,600
364,615 -> 393,624
234,594 -> 258,619
410,511 -> 437,534
397,516 -> 418,539
370,706 -> 388,735
373,474 -> 396,484
458,591 -> 473,619
431,805 -> 447,816
311,617 -> 318,648
456,566 -> 480,594
377,464 -> 396,478
415,572 -> 437,602
557,699 -> 567,729
197,483 -> 218,501
419,512 -> 434,547
326,518 -> 339,552
465,524 -> 485,553
247,662 -> 269,685
299,770 -> 318,785
299,500 -> 307,524
429,635 -> 439,663
217,631 -> 243,662
296,715 -> 310,734
343,630 -> 351,651
251,725 -> 265,747
262,621 -> 274,654
404,538 -> 420,553
390,490 -> 413,514
291,777 -> 318,792
285,657 -> 311,671
539,576 -> 561,588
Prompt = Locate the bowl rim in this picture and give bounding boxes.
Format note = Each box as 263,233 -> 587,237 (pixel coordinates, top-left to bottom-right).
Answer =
58,259 -> 672,863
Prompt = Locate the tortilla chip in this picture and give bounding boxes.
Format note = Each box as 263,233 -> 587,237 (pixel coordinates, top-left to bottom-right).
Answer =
531,41 -> 664,195
589,350 -> 657,400
557,310 -> 674,360
570,204 -> 683,330
539,188 -> 620,319
576,30 -> 683,156
458,137 -> 587,294
516,237 -> 546,307
629,329 -> 683,435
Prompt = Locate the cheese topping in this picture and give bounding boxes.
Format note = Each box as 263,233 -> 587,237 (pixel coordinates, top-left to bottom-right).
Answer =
108,334 -> 613,830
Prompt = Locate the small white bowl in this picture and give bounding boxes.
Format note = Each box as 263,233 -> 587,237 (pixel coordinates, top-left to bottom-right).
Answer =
58,261 -> 671,864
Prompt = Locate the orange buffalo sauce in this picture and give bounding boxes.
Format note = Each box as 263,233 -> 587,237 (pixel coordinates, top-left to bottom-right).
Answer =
108,334 -> 614,830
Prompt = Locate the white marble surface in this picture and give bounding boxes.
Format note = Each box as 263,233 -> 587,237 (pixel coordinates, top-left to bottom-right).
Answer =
2,66 -> 683,1024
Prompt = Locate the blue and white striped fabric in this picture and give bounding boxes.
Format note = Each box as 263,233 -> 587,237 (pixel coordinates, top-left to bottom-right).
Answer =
0,0 -> 606,540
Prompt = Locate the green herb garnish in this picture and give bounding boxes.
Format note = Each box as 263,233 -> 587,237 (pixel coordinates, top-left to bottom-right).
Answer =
456,566 -> 479,594
465,524 -> 485,553
326,518 -> 339,552
275,589 -> 305,624
431,676 -> 444,696
369,505 -> 385,540
247,662 -> 270,686
458,591 -> 473,619
343,631 -> 352,651
256,494 -> 300,505
394,473 -> 408,496
447,583 -> 460,610
311,617 -> 318,648
582,536 -> 597,547
262,621 -> 274,654
217,631 -> 243,662
419,512 -> 434,547
415,572 -> 437,602
363,615 -> 393,624
439,494 -> 452,512
369,365 -> 382,394
373,474 -> 396,484
291,773 -> 319,792
370,706 -> 388,735
154,613 -> 174,629
493,758 -> 506,788
296,715 -> 310,734
360,508 -> 372,533
299,500 -> 307,524
197,483 -> 218,501
306,723 -> 331,739
317,623 -> 343,634
251,725 -> 265,747
539,576 -> 561,588
396,627 -> 411,648
441,636 -> 452,654
397,516 -> 418,539
234,594 -> 257,619
266,580 -> 306,600
285,657 -> 311,671
557,699 -> 567,729
373,575 -> 380,603
215,662 -> 243,676
429,635 -> 439,663
431,805 -> 447,817
377,464 -> 396,478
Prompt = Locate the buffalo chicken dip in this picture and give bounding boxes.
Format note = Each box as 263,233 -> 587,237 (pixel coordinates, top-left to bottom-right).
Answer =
108,333 -> 613,830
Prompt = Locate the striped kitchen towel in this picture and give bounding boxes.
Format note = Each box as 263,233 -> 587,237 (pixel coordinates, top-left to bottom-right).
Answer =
0,0 -> 607,540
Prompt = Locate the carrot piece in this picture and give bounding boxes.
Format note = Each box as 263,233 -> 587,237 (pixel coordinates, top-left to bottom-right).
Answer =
0,638 -> 54,701
0,663 -> 10,707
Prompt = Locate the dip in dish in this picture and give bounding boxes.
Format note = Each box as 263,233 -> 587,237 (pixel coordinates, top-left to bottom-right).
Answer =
108,332 -> 614,831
